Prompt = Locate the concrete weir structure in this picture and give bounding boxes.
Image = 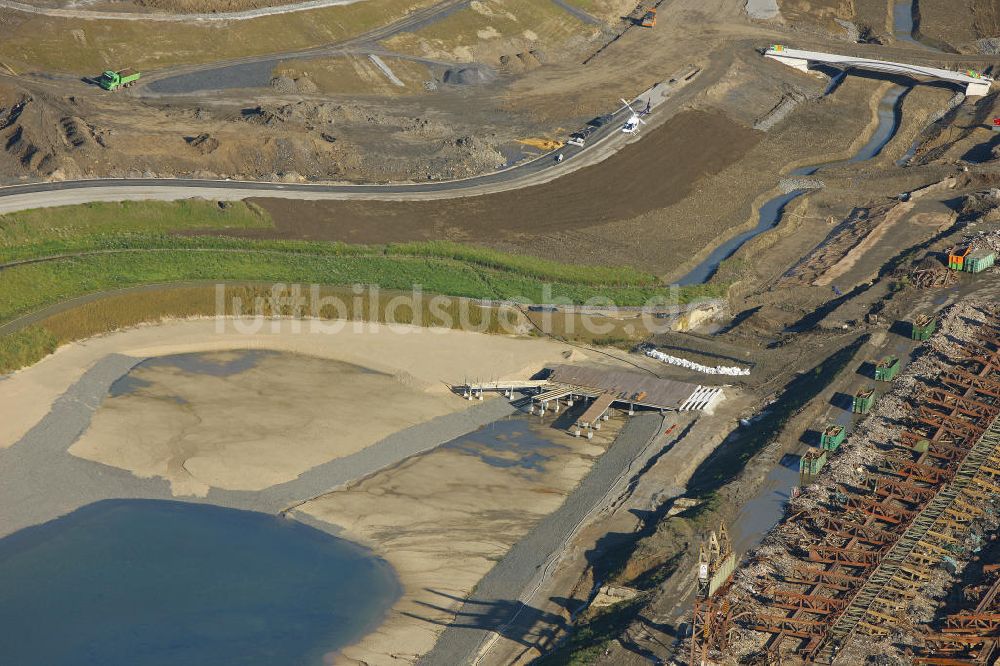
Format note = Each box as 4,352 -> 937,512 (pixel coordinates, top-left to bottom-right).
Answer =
457,364 -> 724,437
764,45 -> 994,97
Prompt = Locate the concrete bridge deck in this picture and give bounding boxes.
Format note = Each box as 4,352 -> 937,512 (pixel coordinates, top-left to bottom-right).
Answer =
456,364 -> 725,418
764,46 -> 994,96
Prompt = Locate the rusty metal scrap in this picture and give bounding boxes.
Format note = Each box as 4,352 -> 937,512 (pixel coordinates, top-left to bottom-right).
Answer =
702,305 -> 1000,664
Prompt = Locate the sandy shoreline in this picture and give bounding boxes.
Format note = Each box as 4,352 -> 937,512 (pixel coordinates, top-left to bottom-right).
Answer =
68,351 -> 469,496
0,317 -> 658,665
0,317 -> 585,451
301,415 -> 627,666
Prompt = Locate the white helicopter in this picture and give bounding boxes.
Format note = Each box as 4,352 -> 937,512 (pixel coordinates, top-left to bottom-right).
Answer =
620,98 -> 650,134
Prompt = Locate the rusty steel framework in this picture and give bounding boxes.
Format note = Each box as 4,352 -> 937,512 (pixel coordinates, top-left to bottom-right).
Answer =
690,525 -> 736,665
912,571 -> 1000,665
702,316 -> 1000,664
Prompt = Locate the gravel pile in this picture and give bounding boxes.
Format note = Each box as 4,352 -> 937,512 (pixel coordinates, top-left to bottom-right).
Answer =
779,177 -> 824,193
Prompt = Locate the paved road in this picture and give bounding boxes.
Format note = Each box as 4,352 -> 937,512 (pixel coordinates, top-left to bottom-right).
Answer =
3,59 -> 702,213
0,0 -> 366,21
0,94 -> 645,212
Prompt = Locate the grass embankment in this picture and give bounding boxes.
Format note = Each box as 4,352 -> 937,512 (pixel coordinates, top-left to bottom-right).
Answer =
0,200 -> 271,263
0,199 -> 727,373
0,283 -> 513,374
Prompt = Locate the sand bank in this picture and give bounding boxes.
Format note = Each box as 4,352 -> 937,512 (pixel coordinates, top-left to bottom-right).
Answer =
68,352 -> 467,496
0,317 -> 583,459
300,416 -> 622,665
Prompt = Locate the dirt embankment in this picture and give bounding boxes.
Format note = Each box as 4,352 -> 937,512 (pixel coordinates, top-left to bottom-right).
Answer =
913,0 -> 1000,52
245,110 -> 761,266
776,0 -> 855,33
0,80 -> 512,182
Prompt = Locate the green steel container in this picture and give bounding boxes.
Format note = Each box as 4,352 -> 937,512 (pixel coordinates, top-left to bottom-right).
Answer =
820,424 -> 846,451
911,316 -> 936,341
799,449 -> 827,476
875,356 -> 900,382
965,251 -> 996,274
853,388 -> 876,414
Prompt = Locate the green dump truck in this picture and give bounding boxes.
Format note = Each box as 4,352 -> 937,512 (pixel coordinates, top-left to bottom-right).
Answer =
98,69 -> 140,91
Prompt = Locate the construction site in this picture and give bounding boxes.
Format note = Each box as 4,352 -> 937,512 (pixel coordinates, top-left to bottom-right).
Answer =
684,301 -> 1000,665
2,0 -> 1000,665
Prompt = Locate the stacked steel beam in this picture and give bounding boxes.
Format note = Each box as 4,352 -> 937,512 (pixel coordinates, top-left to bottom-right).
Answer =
913,570 -> 1000,665
710,310 -> 1000,664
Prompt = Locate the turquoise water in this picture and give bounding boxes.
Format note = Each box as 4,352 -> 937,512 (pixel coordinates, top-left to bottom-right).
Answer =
0,500 -> 400,666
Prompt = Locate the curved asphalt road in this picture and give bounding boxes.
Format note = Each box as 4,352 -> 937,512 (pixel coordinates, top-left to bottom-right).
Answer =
0,0 -> 366,21
0,103 -> 638,212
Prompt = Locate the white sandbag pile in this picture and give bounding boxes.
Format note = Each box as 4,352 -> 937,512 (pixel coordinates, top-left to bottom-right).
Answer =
644,348 -> 750,376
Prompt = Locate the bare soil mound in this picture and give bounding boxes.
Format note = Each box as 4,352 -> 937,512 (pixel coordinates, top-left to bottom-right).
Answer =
247,109 -> 761,250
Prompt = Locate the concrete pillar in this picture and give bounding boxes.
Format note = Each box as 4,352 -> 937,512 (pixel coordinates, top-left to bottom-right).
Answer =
602,412 -> 610,421
968,80 -> 992,97
628,403 -> 635,416
587,430 -> 593,440
574,429 -> 581,438
765,53 -> 810,72
554,401 -> 560,413
594,421 -> 601,430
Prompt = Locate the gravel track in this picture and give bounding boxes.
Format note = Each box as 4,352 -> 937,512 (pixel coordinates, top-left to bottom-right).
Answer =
550,0 -> 602,26
418,412 -> 665,665
140,0 -> 470,91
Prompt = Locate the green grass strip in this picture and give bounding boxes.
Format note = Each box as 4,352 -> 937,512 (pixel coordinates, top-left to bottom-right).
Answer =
0,250 -> 720,324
